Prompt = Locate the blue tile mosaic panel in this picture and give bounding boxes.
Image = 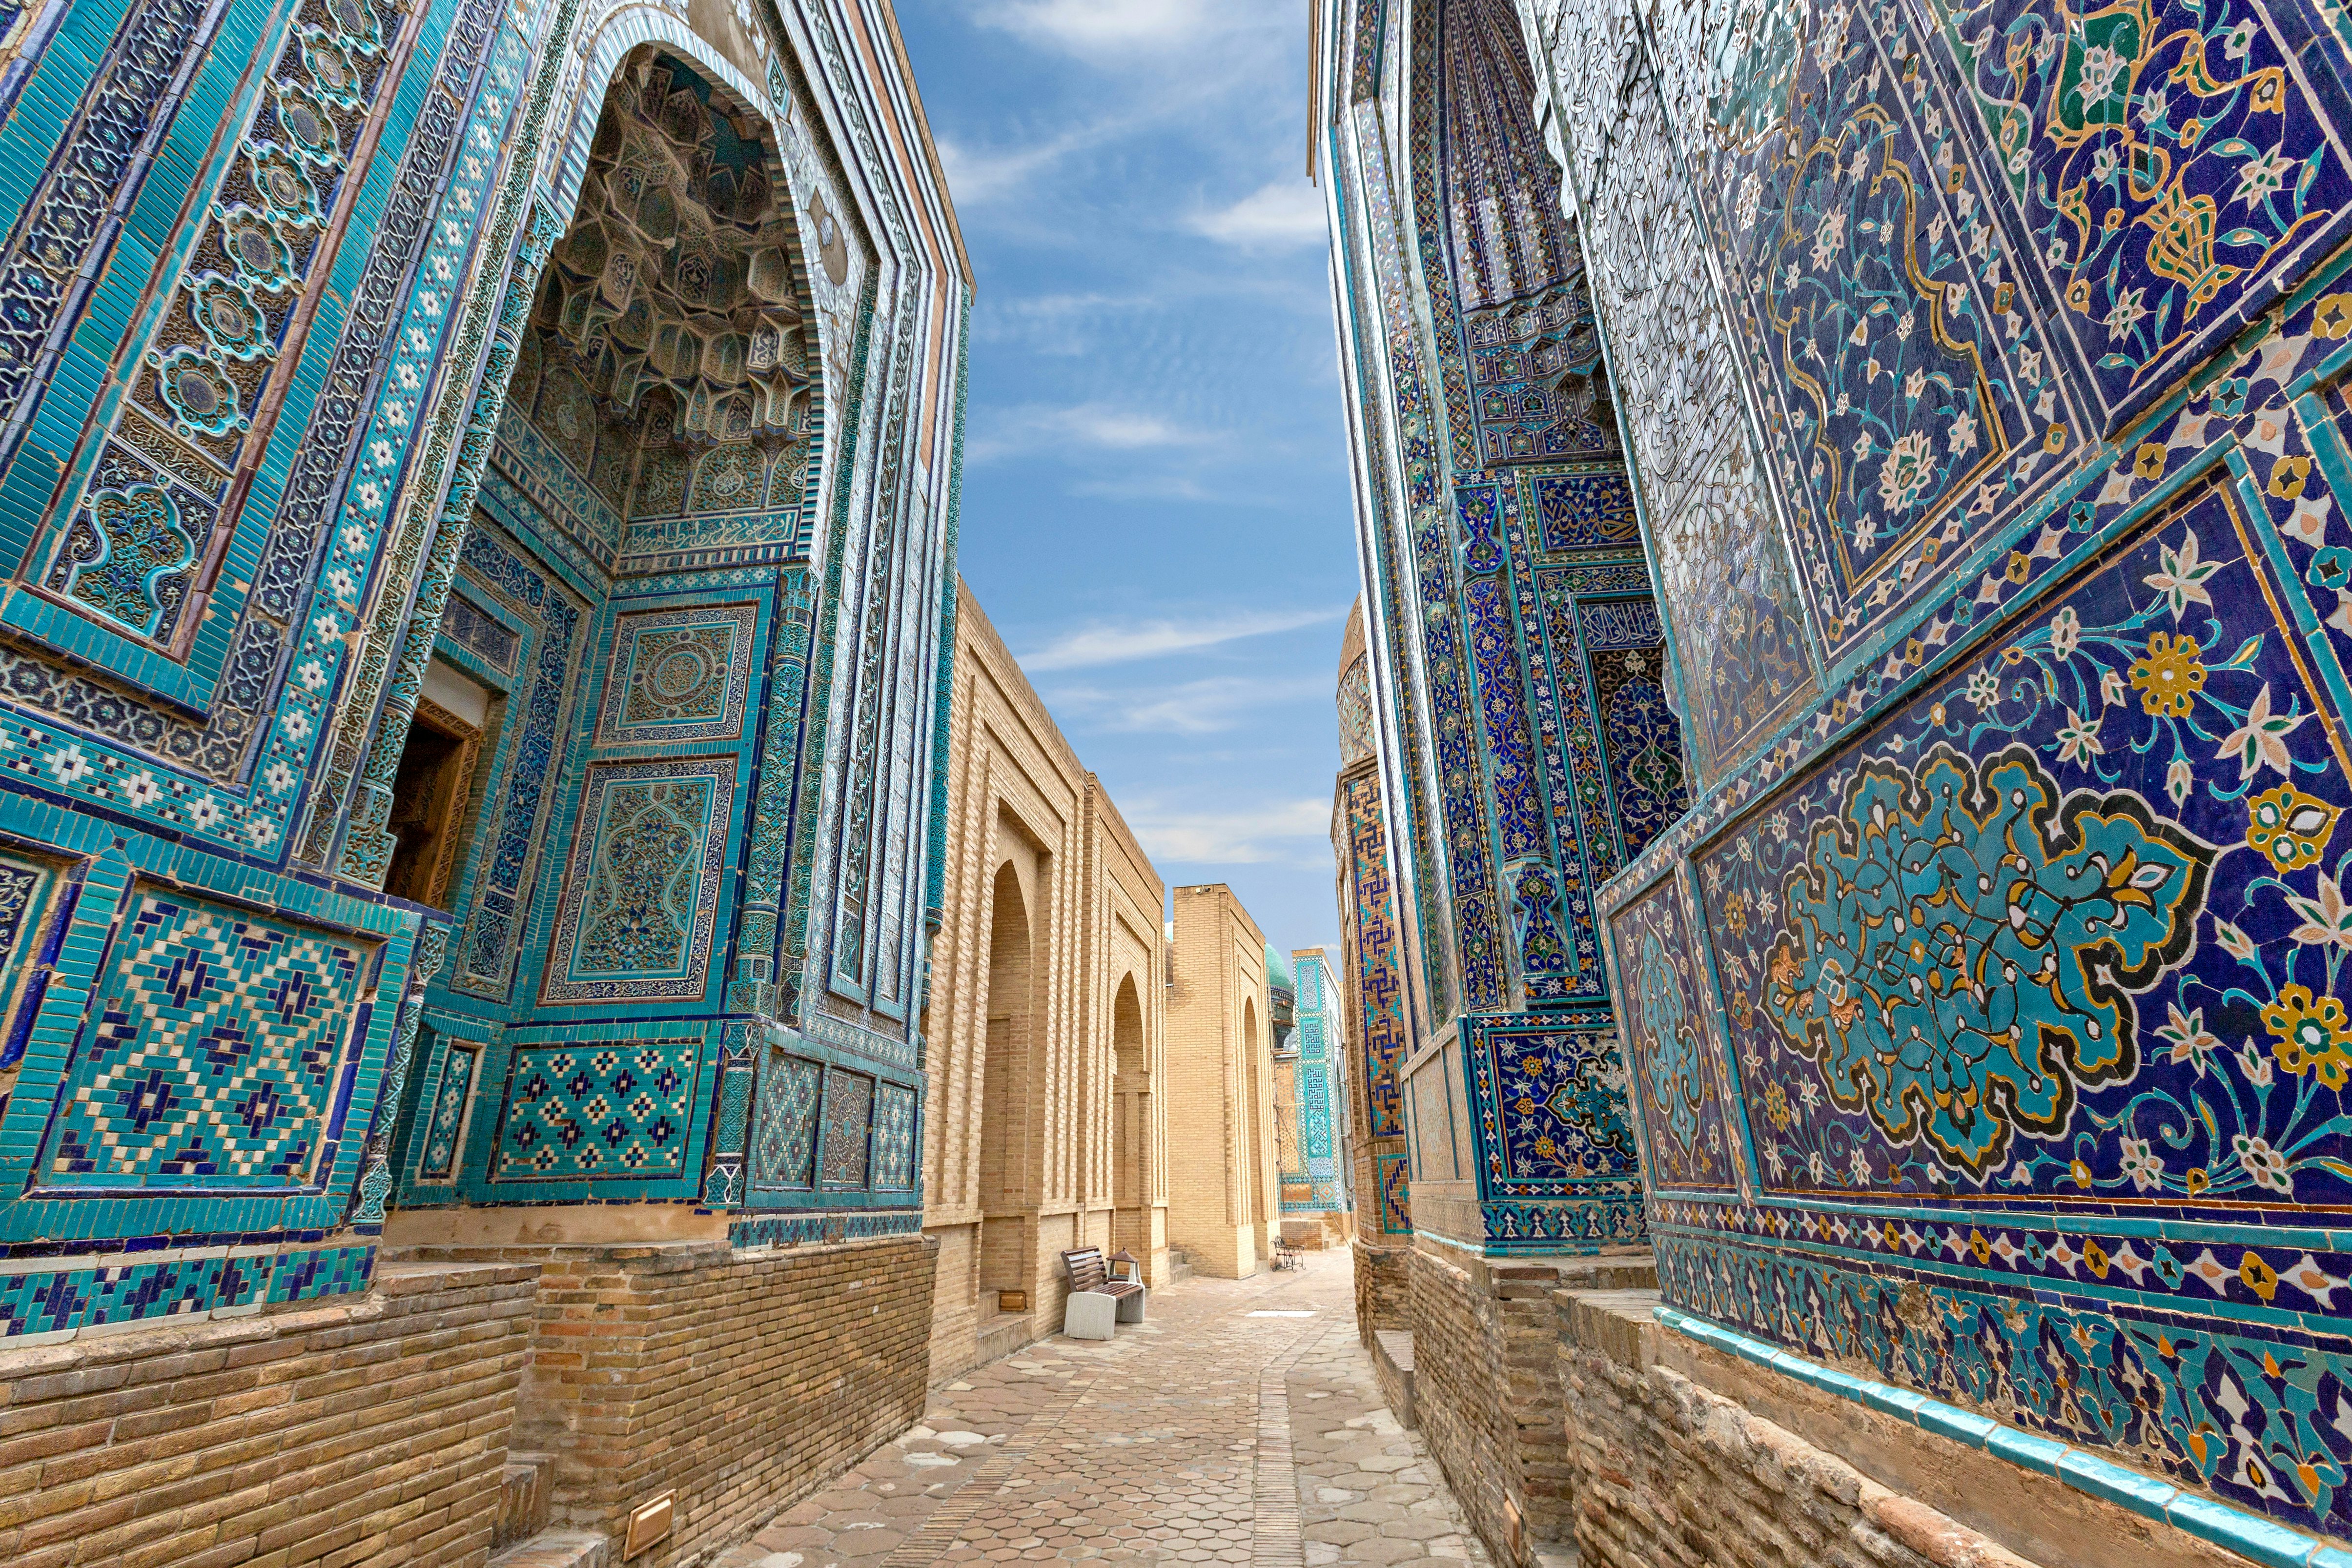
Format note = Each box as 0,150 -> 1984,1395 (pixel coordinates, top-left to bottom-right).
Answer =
819,1067 -> 873,1187
871,1079 -> 914,1190
414,1038 -> 478,1181
1456,1013 -> 1646,1251
595,603 -> 758,746
1608,871 -> 1739,1193
34,885 -> 374,1192
1575,598 -> 1688,864
489,1039 -> 696,1182
1340,772 -> 1410,1139
1533,471 -> 1640,550
540,758 -> 736,1005
750,1047 -> 821,1191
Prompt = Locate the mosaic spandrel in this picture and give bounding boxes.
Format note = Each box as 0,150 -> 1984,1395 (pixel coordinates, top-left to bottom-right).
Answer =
1698,475 -> 2351,1205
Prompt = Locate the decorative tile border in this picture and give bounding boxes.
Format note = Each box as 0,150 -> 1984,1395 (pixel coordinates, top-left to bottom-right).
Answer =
0,1238 -> 374,1344
1659,1306 -> 2352,1568
726,1208 -> 920,1250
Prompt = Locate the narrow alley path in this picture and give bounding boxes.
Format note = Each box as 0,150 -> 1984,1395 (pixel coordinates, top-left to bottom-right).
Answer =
714,1252 -> 1488,1568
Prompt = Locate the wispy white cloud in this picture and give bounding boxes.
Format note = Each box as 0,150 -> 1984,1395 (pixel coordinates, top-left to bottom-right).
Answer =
1191,181 -> 1328,251
977,0 -> 1265,60
1051,675 -> 1328,734
1021,607 -> 1344,672
1119,796 -> 1332,866
967,401 -> 1208,463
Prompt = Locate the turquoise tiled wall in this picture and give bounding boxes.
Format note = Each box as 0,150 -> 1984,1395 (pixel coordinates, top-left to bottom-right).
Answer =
0,0 -> 961,1340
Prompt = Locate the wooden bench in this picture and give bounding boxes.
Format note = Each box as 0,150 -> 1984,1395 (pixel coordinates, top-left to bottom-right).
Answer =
1061,1247 -> 1145,1334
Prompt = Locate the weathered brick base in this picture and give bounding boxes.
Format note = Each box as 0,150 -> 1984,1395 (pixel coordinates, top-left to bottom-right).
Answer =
400,1233 -> 936,1567
1405,1243 -> 1563,1567
0,1259 -> 537,1568
1351,1240 -> 1410,1343
1557,1286 -> 2258,1568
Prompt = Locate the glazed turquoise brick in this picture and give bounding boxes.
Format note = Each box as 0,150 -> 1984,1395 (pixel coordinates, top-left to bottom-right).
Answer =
2164,1492 -> 2326,1568
0,1265 -> 93,1338
2057,1450 -> 2178,1514
1912,1401 -> 1999,1449
1855,1380 -> 1928,1420
1984,1425 -> 2068,1477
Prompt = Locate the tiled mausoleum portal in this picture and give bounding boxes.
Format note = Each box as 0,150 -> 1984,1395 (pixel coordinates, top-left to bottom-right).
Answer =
0,0 -> 967,1553
1276,946 -> 1353,1244
1329,0 -> 2352,1559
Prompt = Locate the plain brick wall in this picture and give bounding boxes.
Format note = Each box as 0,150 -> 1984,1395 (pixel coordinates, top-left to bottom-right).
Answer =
0,1260 -> 537,1568
1164,885 -> 1276,1280
924,582 -> 1170,1379
404,1234 -> 934,1568
1351,1242 -> 1411,1343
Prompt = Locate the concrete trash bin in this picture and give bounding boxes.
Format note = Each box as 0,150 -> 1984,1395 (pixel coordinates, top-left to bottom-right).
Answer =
1064,1290 -> 1117,1340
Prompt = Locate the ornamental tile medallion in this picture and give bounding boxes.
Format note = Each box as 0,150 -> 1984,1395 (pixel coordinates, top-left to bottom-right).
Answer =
540,758 -> 736,1005
595,602 -> 758,746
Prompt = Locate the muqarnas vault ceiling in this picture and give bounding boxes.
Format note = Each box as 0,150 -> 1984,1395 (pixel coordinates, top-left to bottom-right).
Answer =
511,51 -> 813,544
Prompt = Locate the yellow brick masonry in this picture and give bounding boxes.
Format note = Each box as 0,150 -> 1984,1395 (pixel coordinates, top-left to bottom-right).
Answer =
400,1234 -> 935,1568
922,580 -> 1169,1379
1164,884 -> 1280,1280
0,1260 -> 536,1568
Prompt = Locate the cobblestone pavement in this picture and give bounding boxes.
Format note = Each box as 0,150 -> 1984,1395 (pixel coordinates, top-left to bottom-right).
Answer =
712,1249 -> 1490,1568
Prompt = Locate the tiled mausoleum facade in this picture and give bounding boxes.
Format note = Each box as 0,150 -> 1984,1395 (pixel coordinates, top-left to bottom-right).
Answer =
1275,947 -> 1352,1246
0,0 -> 966,1559
1321,0 -> 2352,1563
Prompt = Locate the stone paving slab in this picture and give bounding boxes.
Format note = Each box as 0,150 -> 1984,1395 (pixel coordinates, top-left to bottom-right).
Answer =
711,1252 -> 1489,1568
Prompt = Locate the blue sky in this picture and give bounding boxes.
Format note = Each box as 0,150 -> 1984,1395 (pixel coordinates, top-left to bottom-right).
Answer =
895,1 -> 1357,953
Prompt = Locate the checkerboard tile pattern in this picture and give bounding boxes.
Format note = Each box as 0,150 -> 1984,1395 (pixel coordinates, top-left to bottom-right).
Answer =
36,887 -> 371,1191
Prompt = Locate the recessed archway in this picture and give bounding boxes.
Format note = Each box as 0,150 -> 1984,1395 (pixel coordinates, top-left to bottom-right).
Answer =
1110,972 -> 1146,1258
978,858 -> 1035,1309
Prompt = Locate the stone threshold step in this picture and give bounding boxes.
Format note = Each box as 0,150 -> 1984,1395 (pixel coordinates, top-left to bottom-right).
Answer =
490,1529 -> 610,1568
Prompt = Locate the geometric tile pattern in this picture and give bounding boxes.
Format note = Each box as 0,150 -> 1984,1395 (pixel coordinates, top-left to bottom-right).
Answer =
489,1039 -> 696,1181
1340,771 -> 1409,1139
750,1048 -> 821,1191
595,602 -> 757,746
0,1239 -> 375,1343
540,758 -> 735,1004
35,886 -> 371,1191
871,1079 -> 915,1190
415,1038 -> 478,1181
1376,1151 -> 1412,1236
819,1067 -> 873,1187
